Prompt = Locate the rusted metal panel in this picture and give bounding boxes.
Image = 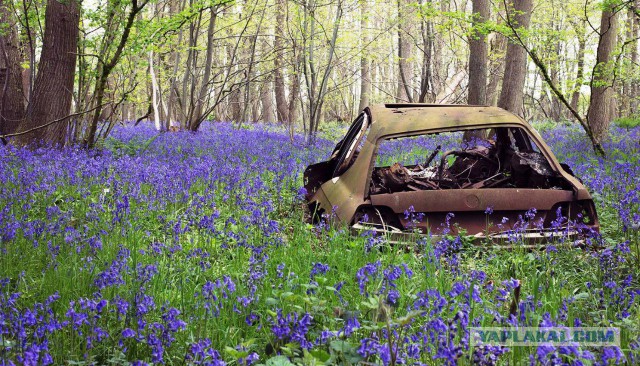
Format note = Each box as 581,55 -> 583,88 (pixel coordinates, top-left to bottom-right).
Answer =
370,189 -> 574,213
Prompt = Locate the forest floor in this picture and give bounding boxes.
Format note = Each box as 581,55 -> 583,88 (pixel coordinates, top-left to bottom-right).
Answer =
0,122 -> 639,365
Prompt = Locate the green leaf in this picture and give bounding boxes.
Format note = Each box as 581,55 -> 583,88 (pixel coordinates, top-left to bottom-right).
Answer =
361,296 -> 379,309
309,349 -> 331,362
330,340 -> 353,353
265,356 -> 295,366
224,346 -> 248,359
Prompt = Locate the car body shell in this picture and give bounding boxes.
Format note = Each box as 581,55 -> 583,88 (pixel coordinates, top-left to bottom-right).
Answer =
303,104 -> 599,244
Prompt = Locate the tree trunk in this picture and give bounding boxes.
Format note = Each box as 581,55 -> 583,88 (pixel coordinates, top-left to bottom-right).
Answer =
241,6 -> 266,125
166,0 -> 183,129
497,0 -> 532,116
191,7 -> 217,128
85,0 -> 148,148
358,0 -> 371,111
287,62 -> 299,126
0,0 -> 25,136
548,20 -> 563,121
430,0 -> 448,98
630,6 -> 639,114
587,7 -> 618,142
418,0 -> 434,103
302,0 -> 342,139
396,0 -> 413,102
17,0 -> 79,146
273,0 -> 288,123
569,26 -> 586,115
180,4 -> 199,129
467,0 -> 489,105
149,50 -> 162,130
486,30 -> 506,105
622,7 -> 638,116
260,78 -> 275,122
229,90 -> 242,123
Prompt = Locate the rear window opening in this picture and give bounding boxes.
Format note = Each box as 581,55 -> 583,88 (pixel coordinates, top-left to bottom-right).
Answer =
369,127 -> 573,195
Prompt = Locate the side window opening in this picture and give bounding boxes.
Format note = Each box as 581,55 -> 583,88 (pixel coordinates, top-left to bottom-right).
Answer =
369,127 -> 572,195
331,113 -> 370,177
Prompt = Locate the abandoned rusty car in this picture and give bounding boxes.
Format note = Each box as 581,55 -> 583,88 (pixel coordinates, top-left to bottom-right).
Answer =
303,104 -> 599,243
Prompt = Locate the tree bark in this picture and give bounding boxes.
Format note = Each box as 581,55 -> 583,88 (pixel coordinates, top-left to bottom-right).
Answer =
417,0 -> 434,103
467,0 -> 489,105
191,6 -> 217,128
16,0 -> 79,146
260,76 -> 275,122
287,60 -> 299,126
396,0 -> 414,102
630,5 -> 639,113
358,0 -> 371,111
149,50 -> 162,130
587,7 -> 618,142
273,0 -> 288,123
622,7 -> 638,116
569,23 -> 586,115
166,0 -> 183,129
486,32 -> 506,105
497,0 -> 532,116
548,20 -> 563,121
0,0 -> 25,136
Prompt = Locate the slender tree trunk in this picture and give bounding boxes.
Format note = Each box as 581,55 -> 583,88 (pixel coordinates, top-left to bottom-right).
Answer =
167,0 -> 183,128
226,91 -> 241,122
630,5 -> 639,113
85,0 -> 148,148
418,0 -> 434,103
569,25 -> 586,115
587,7 -> 618,142
396,0 -> 413,102
497,0 -> 532,116
260,76 -> 275,122
273,0 -> 288,123
241,6 -> 266,125
358,0 -> 371,111
548,20 -> 563,121
430,0 -> 448,98
149,50 -> 162,130
180,3 -> 199,128
467,0 -> 489,105
287,59 -> 300,126
191,7 -> 217,128
0,0 -> 25,136
486,31 -> 506,105
17,0 -> 79,146
622,7 -> 638,116
19,2 -> 36,107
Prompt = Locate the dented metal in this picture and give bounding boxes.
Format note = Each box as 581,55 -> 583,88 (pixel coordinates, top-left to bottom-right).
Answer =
303,104 -> 599,243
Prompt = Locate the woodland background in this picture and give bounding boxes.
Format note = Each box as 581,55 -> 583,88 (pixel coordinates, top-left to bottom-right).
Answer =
2,1 -> 640,364
0,0 -> 638,150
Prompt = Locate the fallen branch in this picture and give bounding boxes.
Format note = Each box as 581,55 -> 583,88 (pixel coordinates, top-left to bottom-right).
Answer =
0,103 -> 105,142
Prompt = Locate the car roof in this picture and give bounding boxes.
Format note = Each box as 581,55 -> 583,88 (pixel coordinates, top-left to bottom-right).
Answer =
366,104 -> 528,140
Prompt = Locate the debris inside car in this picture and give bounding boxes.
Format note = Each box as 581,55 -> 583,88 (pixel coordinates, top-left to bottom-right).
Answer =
369,128 -> 573,194
303,104 -> 599,244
